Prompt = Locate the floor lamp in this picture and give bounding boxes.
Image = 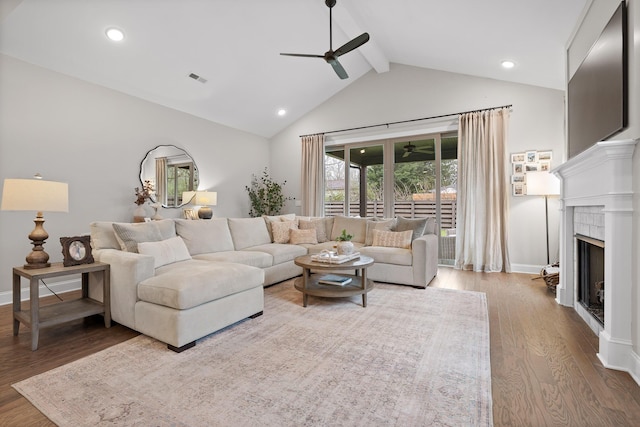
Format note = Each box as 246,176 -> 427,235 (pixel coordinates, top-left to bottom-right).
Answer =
526,171 -> 560,265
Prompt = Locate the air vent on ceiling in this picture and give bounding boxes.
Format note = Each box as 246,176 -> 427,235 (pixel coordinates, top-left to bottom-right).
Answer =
188,73 -> 208,84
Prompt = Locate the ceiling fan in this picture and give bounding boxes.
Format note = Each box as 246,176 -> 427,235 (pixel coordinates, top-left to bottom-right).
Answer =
403,142 -> 434,158
280,0 -> 369,80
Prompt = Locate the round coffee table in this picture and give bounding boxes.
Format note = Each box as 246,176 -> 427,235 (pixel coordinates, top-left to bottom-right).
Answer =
293,254 -> 375,307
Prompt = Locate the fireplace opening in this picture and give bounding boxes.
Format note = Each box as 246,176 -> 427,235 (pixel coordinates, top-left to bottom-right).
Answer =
576,234 -> 605,326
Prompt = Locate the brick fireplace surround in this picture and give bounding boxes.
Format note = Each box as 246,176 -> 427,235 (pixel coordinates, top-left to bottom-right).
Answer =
553,139 -> 638,384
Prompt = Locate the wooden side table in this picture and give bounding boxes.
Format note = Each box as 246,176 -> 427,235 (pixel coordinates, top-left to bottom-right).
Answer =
13,262 -> 111,351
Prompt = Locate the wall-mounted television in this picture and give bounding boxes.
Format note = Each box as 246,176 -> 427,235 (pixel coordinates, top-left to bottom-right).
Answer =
567,1 -> 627,159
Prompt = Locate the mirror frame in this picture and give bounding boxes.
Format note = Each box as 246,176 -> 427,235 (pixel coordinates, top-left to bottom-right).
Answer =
139,144 -> 199,208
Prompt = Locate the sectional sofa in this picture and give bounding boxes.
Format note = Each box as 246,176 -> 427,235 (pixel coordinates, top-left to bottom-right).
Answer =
88,214 -> 438,351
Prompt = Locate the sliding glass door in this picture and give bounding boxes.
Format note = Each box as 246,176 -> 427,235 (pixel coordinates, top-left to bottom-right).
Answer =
325,132 -> 458,264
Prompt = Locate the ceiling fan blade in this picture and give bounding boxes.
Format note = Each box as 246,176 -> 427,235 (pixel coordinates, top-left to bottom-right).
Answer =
280,53 -> 325,58
329,58 -> 348,79
403,151 -> 411,158
334,33 -> 370,57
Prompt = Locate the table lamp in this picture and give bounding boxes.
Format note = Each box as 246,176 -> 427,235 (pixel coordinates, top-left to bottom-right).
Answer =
1,177 -> 69,269
182,191 -> 217,219
194,191 -> 217,219
526,171 -> 560,265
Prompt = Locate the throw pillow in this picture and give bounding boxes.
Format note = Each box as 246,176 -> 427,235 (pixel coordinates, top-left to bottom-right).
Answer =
271,220 -> 298,244
365,218 -> 396,246
138,236 -> 192,268
90,221 -> 120,250
298,219 -> 328,243
372,229 -> 413,249
112,220 -> 176,253
263,213 -> 296,241
394,216 -> 428,241
289,228 -> 318,245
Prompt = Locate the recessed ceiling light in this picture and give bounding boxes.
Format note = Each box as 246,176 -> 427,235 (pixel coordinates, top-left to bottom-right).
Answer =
501,60 -> 515,69
277,109 -> 287,116
105,27 -> 125,42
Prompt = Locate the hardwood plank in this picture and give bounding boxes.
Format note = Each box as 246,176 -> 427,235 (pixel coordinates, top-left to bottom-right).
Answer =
1,271 -> 640,426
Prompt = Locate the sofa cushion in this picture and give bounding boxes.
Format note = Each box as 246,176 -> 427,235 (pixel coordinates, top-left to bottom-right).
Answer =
372,229 -> 413,249
138,236 -> 192,268
394,216 -> 428,241
112,219 -> 176,253
290,228 -> 318,245
244,243 -> 307,265
174,218 -> 234,255
359,246 -> 413,266
138,260 -> 264,310
193,251 -> 272,268
271,220 -> 298,244
90,221 -> 120,250
298,219 -> 328,243
365,219 -> 396,246
228,217 -> 271,250
330,216 -> 368,243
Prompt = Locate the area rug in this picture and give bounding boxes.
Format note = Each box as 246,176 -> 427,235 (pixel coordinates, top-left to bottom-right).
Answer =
13,282 -> 492,426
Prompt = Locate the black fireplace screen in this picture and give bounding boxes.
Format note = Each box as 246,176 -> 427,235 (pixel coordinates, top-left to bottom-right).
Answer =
576,234 -> 605,326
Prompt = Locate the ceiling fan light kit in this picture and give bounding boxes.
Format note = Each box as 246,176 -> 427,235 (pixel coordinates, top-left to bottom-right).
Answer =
280,0 -> 369,79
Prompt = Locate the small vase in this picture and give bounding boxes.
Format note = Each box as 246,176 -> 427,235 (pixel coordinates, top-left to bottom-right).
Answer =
336,241 -> 354,255
151,204 -> 163,220
133,204 -> 147,223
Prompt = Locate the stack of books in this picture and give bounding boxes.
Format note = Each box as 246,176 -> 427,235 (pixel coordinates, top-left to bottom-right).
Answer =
317,274 -> 352,286
310,251 -> 360,264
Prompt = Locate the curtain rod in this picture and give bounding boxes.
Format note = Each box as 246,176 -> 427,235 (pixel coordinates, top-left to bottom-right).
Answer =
299,104 -> 513,138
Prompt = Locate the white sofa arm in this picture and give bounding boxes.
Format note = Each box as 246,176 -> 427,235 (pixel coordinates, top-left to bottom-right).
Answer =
91,248 -> 155,330
411,234 -> 439,287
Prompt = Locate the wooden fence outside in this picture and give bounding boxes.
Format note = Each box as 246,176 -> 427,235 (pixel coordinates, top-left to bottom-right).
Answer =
324,200 -> 457,230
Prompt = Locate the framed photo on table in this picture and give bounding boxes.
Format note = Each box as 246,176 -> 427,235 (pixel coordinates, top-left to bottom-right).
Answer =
60,235 -> 94,267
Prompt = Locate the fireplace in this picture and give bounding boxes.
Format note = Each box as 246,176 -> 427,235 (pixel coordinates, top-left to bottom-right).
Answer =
576,235 -> 604,326
553,139 -> 637,379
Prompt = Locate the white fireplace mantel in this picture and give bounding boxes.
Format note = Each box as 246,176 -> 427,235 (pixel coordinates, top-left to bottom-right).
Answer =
552,139 -> 637,378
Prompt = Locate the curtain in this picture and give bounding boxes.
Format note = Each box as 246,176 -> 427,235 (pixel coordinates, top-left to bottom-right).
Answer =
155,157 -> 167,205
455,108 -> 511,272
300,134 -> 325,216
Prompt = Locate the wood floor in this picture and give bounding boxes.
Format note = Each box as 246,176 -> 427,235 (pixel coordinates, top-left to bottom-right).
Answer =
1,269 -> 639,426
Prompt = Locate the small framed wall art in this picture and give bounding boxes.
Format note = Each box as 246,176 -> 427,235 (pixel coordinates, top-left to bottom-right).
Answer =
60,235 -> 94,267
510,150 -> 553,196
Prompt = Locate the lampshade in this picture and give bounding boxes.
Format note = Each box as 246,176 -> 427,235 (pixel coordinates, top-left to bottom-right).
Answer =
194,191 -> 217,206
1,178 -> 69,269
1,179 -> 69,212
526,171 -> 560,196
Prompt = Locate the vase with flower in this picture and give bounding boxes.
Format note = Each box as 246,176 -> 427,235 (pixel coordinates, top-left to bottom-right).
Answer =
335,229 -> 354,255
133,180 -> 154,222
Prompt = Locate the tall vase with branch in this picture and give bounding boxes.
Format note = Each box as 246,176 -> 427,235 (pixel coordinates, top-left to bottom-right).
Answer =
245,168 -> 292,217
133,180 -> 154,222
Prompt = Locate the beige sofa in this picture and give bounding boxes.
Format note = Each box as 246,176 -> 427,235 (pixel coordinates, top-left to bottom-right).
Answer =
88,215 -> 438,351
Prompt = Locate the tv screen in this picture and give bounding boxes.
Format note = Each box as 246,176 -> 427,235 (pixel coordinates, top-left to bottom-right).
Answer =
567,1 -> 627,159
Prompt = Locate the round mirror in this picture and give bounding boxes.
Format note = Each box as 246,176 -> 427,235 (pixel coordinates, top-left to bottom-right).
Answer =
140,145 -> 199,208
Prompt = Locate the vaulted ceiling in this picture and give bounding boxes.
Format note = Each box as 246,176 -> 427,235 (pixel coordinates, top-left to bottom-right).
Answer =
0,0 -> 587,138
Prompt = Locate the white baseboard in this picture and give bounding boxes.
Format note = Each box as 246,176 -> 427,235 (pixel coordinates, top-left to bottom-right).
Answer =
0,278 -> 82,306
630,350 -> 640,387
509,263 -> 545,274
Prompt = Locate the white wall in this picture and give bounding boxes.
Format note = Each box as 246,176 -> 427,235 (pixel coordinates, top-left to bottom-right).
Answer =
0,54 -> 270,299
270,63 -> 566,273
567,0 -> 640,369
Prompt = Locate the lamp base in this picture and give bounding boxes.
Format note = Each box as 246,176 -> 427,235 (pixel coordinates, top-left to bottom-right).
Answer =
24,260 -> 51,270
24,213 -> 51,269
198,206 -> 213,220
